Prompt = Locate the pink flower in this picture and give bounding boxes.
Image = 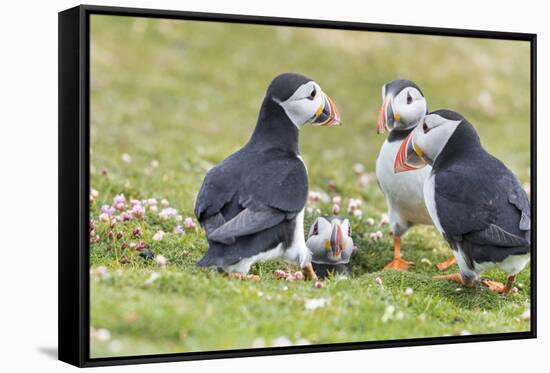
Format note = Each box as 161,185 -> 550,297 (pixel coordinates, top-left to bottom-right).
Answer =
184,217 -> 196,230
99,213 -> 110,223
152,230 -> 166,241
101,205 -> 115,216
120,212 -> 133,221
135,241 -> 146,250
174,226 -> 184,235
182,250 -> 190,257
159,208 -> 178,220
113,194 -> 126,210
155,254 -> 167,267
131,204 -> 145,219
133,227 -> 142,237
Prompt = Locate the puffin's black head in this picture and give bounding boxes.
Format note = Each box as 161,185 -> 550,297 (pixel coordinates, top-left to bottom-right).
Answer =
266,73 -> 341,129
306,216 -> 354,264
377,79 -> 427,134
394,109 -> 481,173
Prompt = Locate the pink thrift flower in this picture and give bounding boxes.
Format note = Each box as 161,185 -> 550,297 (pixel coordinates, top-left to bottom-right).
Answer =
159,208 -> 178,220
131,204 -> 145,218
184,217 -> 196,230
174,226 -> 184,235
101,205 -> 115,216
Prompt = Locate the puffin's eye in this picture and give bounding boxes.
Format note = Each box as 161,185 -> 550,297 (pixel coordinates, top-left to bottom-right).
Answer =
422,121 -> 430,133
308,88 -> 317,100
406,91 -> 413,105
312,221 -> 318,236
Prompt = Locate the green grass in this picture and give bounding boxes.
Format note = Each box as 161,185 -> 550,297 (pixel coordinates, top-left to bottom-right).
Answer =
89,15 -> 531,357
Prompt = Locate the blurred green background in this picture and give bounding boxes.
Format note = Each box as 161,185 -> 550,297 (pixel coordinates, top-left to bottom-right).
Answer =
89,15 -> 531,358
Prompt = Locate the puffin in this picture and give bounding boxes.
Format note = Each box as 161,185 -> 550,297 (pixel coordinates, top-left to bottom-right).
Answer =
195,73 -> 341,280
306,216 -> 355,278
376,79 -> 455,271
394,110 -> 531,292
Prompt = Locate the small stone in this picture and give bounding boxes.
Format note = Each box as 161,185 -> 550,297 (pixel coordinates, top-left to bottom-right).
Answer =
139,250 -> 154,260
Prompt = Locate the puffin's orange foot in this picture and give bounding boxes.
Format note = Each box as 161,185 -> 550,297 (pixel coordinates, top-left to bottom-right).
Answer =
303,262 -> 318,281
433,272 -> 474,287
481,279 -> 517,294
436,256 -> 457,271
384,258 -> 414,271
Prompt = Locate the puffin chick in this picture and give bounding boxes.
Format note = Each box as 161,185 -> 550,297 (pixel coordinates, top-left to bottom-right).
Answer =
376,79 -> 456,271
394,110 -> 530,293
195,73 -> 341,280
306,216 -> 355,279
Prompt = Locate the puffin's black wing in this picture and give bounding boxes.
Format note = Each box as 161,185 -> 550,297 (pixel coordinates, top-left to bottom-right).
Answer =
241,154 -> 308,212
208,204 -> 289,245
435,163 -> 530,249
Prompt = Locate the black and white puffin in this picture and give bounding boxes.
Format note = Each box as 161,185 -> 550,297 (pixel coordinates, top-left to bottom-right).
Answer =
375,79 -> 439,270
394,110 -> 531,292
306,216 -> 355,278
195,73 -> 341,280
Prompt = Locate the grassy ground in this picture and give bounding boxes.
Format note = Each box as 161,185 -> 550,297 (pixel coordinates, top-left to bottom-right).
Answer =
89,15 -> 531,357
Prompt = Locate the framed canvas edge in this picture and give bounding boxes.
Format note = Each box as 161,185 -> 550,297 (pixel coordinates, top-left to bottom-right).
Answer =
57,4 -> 538,368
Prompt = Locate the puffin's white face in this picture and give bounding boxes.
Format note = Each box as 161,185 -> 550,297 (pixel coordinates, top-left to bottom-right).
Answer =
275,81 -> 341,129
378,85 -> 427,133
306,217 -> 354,264
394,113 -> 462,173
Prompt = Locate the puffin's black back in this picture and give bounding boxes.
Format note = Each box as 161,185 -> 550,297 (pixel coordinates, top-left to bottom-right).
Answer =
431,114 -> 530,267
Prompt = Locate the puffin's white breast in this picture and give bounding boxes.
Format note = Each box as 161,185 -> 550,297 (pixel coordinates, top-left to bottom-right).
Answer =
376,139 -> 432,225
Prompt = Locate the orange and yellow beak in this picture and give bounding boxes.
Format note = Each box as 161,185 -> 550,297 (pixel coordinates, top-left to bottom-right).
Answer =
329,223 -> 345,257
394,130 -> 428,173
312,93 -> 341,127
377,96 -> 400,134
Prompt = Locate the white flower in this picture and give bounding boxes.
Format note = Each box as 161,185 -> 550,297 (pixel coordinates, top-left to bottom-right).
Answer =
332,196 -> 341,205
379,213 -> 389,226
151,159 -> 160,168
121,153 -> 131,163
99,213 -> 110,223
152,230 -> 166,241
305,298 -> 329,311
353,163 -> 365,175
155,255 -> 167,267
381,305 -> 395,323
404,287 -> 414,296
521,310 -> 531,321
352,209 -> 363,218
160,198 -> 170,207
271,336 -> 292,347
95,328 -> 111,342
332,204 -> 341,215
145,271 -> 160,285
366,217 -> 375,226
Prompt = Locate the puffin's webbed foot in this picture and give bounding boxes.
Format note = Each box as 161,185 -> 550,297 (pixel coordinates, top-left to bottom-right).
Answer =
481,275 -> 517,294
303,262 -> 318,281
384,257 -> 414,270
383,236 -> 414,271
436,256 -> 457,271
433,272 -> 474,288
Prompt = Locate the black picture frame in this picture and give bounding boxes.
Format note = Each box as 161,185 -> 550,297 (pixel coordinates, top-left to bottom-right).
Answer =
58,4 -> 537,368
